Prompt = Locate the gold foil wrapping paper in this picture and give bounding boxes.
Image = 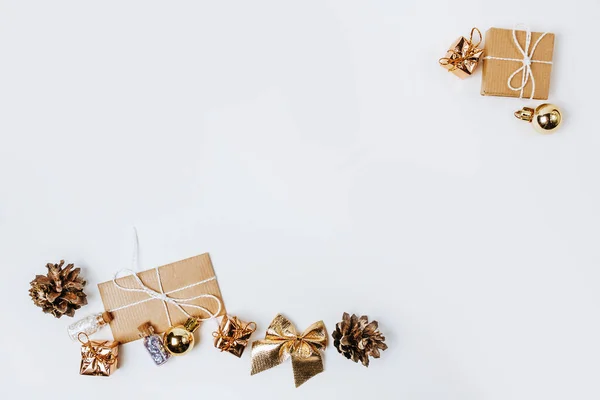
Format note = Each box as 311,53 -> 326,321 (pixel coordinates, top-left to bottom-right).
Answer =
250,314 -> 327,388
79,334 -> 119,376
440,28 -> 483,79
213,315 -> 256,357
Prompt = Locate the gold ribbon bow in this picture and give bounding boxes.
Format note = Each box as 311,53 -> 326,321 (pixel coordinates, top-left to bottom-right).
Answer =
250,314 -> 328,387
439,27 -> 483,73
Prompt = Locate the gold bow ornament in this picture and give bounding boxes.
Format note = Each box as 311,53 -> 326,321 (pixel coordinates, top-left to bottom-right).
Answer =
250,314 -> 327,387
78,333 -> 119,376
439,27 -> 484,79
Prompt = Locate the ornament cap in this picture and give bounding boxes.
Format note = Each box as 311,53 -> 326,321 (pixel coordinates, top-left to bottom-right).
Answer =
183,317 -> 201,333
514,107 -> 535,122
515,103 -> 562,134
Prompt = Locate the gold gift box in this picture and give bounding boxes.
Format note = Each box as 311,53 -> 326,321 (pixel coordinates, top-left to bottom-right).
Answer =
214,316 -> 255,358
79,339 -> 119,377
440,28 -> 483,79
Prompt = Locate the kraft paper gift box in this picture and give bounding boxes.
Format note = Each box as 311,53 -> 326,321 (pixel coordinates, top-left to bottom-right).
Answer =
98,253 -> 226,344
481,27 -> 555,100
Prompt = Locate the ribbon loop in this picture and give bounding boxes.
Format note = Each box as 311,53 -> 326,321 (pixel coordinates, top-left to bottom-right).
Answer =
469,27 -> 482,47
251,314 -> 327,388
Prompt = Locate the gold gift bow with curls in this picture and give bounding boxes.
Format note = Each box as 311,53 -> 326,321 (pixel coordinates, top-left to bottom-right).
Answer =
439,27 -> 482,71
250,314 -> 327,387
213,316 -> 257,353
78,333 -> 117,375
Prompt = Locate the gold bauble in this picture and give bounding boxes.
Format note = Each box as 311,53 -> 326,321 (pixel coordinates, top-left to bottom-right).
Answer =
164,326 -> 195,355
514,104 -> 562,134
163,317 -> 200,356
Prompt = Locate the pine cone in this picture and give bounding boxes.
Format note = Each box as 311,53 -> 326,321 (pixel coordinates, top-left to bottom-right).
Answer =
332,312 -> 388,367
29,260 -> 87,318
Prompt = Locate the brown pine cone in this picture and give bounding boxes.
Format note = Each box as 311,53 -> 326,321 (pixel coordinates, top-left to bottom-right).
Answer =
29,260 -> 87,318
332,312 -> 387,367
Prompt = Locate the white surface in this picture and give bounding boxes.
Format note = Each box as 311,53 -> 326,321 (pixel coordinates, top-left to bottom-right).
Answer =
0,1 -> 599,399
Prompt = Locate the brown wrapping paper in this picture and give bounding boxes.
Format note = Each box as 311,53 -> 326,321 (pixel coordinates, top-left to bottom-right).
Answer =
481,27 -> 554,100
98,253 -> 225,344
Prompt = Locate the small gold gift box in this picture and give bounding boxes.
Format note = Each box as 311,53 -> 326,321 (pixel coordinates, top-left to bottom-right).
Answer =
79,333 -> 119,376
439,28 -> 484,79
213,316 -> 256,358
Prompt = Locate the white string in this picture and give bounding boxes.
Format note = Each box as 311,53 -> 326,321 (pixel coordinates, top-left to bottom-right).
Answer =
109,228 -> 222,326
484,24 -> 552,100
131,227 -> 140,271
154,268 -> 171,326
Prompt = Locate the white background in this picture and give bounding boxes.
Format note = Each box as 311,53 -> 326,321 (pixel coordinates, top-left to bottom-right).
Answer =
1,1 -> 599,399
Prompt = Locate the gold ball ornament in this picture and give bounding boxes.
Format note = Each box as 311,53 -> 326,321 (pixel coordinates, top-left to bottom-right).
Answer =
514,104 -> 562,134
163,317 -> 201,356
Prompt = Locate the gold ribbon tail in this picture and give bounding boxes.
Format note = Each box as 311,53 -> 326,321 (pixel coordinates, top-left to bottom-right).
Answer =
291,352 -> 324,387
292,319 -> 328,387
250,340 -> 288,376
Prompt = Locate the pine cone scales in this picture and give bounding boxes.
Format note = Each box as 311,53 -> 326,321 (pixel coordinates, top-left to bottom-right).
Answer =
332,312 -> 387,367
29,260 -> 87,318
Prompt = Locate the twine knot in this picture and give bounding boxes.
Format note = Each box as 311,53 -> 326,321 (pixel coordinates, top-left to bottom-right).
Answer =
111,267 -> 222,327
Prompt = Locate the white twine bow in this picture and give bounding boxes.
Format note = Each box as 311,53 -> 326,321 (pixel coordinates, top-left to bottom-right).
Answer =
484,24 -> 552,99
109,228 -> 222,327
